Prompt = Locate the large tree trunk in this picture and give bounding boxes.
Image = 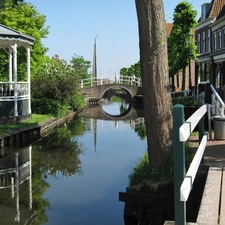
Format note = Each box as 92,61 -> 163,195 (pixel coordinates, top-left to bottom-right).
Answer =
135,0 -> 173,168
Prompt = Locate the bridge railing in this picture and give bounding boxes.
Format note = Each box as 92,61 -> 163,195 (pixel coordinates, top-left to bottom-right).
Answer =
80,75 -> 142,88
210,84 -> 225,117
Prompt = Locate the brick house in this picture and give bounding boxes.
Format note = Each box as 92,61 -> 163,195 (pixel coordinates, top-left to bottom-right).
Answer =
195,0 -> 225,99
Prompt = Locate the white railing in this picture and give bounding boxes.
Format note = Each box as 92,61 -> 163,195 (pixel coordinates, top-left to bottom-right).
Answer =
179,104 -> 209,201
210,84 -> 225,117
0,82 -> 28,99
80,75 -> 142,88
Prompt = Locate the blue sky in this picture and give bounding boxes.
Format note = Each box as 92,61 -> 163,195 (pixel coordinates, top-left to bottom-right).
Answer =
27,0 -> 208,76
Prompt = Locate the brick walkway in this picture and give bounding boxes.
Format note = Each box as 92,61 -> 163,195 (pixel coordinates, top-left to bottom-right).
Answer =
188,132 -> 225,167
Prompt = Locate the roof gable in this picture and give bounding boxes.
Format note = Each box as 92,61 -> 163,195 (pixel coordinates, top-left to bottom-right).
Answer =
0,24 -> 35,45
208,0 -> 225,18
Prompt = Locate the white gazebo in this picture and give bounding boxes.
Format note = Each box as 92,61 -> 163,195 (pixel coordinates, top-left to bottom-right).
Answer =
0,24 -> 35,120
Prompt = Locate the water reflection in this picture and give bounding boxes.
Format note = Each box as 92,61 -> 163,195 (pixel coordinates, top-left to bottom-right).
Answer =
0,103 -> 146,225
0,146 -> 35,224
102,96 -> 129,116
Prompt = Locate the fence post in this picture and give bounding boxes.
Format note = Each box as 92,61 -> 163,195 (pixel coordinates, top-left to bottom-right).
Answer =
173,104 -> 186,225
198,94 -> 205,164
198,94 -> 205,142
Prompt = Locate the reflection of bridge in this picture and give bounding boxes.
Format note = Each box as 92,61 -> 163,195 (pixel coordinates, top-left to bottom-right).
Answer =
79,105 -> 144,121
80,75 -> 143,101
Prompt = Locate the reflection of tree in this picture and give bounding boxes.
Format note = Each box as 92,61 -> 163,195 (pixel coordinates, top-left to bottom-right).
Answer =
111,96 -> 122,103
120,101 -> 129,114
32,127 -> 84,178
67,116 -> 91,136
30,116 -> 87,224
134,122 -> 146,140
31,169 -> 50,225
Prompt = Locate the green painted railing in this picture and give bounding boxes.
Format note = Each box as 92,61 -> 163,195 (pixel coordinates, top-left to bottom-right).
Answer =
173,94 -> 209,225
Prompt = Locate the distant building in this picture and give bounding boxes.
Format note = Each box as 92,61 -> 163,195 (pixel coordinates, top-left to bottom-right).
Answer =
195,0 -> 225,99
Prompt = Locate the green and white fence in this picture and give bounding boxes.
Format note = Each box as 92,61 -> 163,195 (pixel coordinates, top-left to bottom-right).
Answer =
173,94 -> 209,225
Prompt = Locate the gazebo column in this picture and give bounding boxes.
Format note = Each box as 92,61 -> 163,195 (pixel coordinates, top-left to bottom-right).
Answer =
12,42 -> 18,117
8,48 -> 12,91
26,46 -> 31,114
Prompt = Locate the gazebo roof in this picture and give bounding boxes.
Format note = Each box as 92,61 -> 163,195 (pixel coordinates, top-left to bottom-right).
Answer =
0,24 -> 35,47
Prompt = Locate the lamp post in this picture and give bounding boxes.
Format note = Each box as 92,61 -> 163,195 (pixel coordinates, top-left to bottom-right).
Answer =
186,30 -> 193,95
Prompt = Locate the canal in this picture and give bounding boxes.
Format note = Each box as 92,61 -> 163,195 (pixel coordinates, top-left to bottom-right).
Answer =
0,99 -> 147,225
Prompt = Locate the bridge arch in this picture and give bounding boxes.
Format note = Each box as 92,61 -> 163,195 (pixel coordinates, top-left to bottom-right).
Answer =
80,75 -> 143,100
80,83 -> 143,99
101,84 -> 134,98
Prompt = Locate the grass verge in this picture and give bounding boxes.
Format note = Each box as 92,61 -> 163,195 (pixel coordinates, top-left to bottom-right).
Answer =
129,143 -> 195,186
0,114 -> 54,136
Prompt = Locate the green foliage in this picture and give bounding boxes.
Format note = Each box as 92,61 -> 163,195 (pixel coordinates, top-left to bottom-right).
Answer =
0,1 -> 49,80
0,0 -> 23,10
120,61 -> 141,78
70,54 -> 91,80
31,58 -> 82,117
129,142 -> 195,186
134,121 -> 146,140
129,153 -> 173,186
32,125 -> 84,178
72,92 -> 84,110
32,59 -> 80,101
168,1 -> 198,89
172,96 -> 198,106
31,98 -> 69,117
0,113 -> 53,135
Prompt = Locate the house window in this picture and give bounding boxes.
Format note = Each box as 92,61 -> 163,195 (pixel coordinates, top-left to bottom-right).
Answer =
206,29 -> 210,52
223,28 -> 225,48
201,31 -> 205,53
218,30 -> 222,50
201,5 -> 206,20
197,33 -> 201,54
213,32 -> 217,51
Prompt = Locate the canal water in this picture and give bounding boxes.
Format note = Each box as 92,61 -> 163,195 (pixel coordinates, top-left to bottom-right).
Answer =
0,100 -> 147,225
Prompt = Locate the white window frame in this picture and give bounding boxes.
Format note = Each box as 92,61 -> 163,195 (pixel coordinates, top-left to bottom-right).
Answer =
201,5 -> 206,20
201,32 -> 205,53
218,30 -> 222,50
206,29 -> 210,53
213,32 -> 217,51
223,28 -> 225,48
197,33 -> 201,54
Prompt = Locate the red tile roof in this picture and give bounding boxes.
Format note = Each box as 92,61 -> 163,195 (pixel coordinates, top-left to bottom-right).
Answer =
209,0 -> 225,17
166,23 -> 173,36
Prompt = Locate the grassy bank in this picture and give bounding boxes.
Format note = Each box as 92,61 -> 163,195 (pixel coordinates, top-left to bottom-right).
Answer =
0,114 -> 54,136
129,143 -> 194,186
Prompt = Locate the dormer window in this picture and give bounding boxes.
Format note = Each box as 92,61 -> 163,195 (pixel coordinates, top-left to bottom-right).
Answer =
201,4 -> 207,20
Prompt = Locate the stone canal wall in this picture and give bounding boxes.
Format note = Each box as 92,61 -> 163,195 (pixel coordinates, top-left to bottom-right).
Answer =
0,111 -> 80,148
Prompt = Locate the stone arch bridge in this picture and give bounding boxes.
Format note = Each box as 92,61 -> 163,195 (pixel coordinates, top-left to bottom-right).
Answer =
80,75 -> 143,102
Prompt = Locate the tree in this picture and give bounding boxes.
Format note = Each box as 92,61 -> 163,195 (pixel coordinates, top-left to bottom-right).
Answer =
31,57 -> 82,116
120,61 -> 141,78
0,2 -> 49,80
0,0 -> 23,10
135,0 -> 173,168
70,54 -> 91,80
168,1 -> 197,90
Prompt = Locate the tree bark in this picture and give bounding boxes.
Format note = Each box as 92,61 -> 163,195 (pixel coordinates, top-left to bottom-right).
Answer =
135,0 -> 173,168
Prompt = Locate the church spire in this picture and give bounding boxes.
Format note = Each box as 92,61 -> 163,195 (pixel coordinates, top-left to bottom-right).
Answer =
92,35 -> 97,79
